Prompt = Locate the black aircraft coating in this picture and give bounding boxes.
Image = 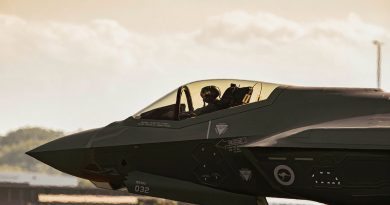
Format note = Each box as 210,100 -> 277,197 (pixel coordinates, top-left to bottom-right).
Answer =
27,79 -> 390,205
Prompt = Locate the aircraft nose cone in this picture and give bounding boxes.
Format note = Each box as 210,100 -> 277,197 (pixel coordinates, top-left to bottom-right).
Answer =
26,128 -> 100,177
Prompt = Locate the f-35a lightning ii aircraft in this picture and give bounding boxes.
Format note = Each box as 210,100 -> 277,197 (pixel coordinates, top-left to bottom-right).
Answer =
27,79 -> 390,205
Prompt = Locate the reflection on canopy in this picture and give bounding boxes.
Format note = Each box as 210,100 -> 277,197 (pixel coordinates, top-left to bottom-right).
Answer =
133,79 -> 280,120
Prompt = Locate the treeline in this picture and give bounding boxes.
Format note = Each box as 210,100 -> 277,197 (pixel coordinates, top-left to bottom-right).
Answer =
0,127 -> 64,174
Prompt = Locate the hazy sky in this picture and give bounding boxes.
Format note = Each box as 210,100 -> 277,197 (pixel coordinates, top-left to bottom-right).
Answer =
0,0 -> 389,135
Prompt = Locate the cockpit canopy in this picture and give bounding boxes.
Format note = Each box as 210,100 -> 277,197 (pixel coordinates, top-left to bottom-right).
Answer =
133,79 -> 280,120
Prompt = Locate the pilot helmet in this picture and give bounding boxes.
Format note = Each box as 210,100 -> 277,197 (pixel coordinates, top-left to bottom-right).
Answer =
200,85 -> 220,104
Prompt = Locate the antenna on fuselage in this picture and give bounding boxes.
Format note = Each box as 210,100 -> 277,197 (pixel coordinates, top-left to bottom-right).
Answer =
373,40 -> 384,89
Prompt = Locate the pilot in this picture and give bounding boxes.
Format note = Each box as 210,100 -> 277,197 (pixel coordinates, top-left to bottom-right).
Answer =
194,85 -> 221,116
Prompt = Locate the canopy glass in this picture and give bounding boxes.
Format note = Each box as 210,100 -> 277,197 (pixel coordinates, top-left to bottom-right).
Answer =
133,79 -> 280,120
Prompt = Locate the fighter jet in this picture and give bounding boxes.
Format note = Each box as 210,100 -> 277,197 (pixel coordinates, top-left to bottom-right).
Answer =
27,79 -> 390,205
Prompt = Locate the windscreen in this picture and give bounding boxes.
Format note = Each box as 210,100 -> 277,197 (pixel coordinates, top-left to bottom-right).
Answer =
133,79 -> 279,120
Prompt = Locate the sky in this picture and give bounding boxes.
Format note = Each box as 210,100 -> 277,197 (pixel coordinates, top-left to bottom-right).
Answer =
0,0 -> 389,135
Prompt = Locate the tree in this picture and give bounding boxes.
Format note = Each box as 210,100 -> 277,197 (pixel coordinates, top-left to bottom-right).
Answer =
0,127 -> 64,174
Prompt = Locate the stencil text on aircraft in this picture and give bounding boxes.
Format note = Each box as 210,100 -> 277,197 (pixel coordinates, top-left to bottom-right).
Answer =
216,137 -> 247,153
